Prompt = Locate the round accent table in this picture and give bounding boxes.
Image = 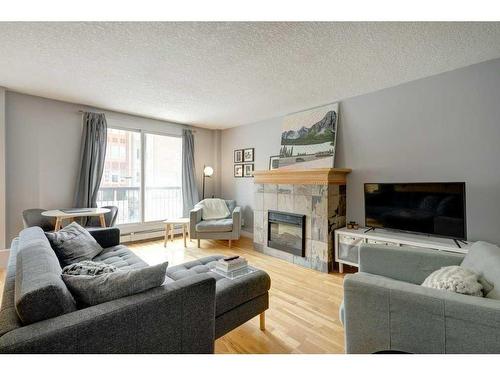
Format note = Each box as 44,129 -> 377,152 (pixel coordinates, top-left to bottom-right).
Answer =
163,218 -> 190,248
42,208 -> 111,231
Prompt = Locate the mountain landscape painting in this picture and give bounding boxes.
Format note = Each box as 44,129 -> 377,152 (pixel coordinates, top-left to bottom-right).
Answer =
279,103 -> 339,169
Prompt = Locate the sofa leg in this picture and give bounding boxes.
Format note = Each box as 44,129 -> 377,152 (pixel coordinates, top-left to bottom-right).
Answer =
197,239 -> 200,248
229,239 -> 232,248
259,311 -> 265,331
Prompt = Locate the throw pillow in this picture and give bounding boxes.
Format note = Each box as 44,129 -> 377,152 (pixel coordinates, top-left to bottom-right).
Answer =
461,241 -> 500,300
62,260 -> 118,276
422,265 -> 483,297
62,261 -> 168,306
46,221 -> 103,267
197,198 -> 230,220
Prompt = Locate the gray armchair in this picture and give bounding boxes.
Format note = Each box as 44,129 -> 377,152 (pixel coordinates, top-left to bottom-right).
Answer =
190,199 -> 241,248
85,206 -> 119,228
341,244 -> 500,354
22,208 -> 55,232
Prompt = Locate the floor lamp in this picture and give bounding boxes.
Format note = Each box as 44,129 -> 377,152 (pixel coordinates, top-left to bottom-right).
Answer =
202,165 -> 214,199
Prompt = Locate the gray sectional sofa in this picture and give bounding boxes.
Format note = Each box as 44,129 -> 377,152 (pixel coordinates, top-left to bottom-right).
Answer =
0,226 -> 270,353
341,244 -> 500,354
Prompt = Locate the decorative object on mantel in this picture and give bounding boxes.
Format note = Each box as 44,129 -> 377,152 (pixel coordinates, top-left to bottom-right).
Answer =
243,164 -> 254,178
202,165 -> 214,199
234,164 -> 243,178
243,148 -> 254,162
234,149 -> 243,163
279,102 -> 339,169
253,167 -> 351,185
347,221 -> 359,230
269,155 -> 280,170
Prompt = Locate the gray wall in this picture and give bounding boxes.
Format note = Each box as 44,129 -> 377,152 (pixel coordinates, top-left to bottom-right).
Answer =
5,92 -> 218,242
0,87 -> 5,248
220,58 -> 500,244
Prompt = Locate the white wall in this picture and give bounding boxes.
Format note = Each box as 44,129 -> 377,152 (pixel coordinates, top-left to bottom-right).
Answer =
5,92 -> 218,243
220,58 -> 500,244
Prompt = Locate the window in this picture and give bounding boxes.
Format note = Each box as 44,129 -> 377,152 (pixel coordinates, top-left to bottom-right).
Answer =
98,128 -> 141,224
97,127 -> 183,226
144,133 -> 183,221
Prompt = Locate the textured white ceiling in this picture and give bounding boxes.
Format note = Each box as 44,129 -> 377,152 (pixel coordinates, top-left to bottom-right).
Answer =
1,22 -> 500,129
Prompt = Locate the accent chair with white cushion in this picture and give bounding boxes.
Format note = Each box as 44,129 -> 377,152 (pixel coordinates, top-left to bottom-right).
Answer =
190,199 -> 241,248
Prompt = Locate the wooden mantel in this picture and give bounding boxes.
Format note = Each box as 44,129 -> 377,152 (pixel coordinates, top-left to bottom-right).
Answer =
253,168 -> 351,185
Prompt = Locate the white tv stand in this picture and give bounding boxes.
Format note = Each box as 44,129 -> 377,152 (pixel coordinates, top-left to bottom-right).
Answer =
334,227 -> 473,273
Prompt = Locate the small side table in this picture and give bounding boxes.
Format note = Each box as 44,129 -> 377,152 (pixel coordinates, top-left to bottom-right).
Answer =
163,218 -> 190,248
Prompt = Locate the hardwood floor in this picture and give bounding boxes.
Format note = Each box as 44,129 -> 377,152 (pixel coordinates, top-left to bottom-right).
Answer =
129,236 -> 348,354
0,236 -> 349,354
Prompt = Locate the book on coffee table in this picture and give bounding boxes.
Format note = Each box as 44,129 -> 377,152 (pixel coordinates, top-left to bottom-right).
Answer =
215,256 -> 248,272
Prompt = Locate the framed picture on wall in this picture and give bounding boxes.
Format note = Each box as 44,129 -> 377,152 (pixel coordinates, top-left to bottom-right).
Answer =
234,149 -> 243,163
243,148 -> 254,162
269,155 -> 280,170
234,164 -> 243,178
243,163 -> 254,177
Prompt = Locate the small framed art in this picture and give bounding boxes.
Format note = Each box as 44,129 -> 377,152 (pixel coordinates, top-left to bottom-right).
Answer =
243,148 -> 254,162
234,164 -> 243,177
243,163 -> 254,177
269,155 -> 280,170
234,149 -> 243,163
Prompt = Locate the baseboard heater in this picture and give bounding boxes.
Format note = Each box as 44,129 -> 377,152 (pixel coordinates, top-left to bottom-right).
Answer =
120,227 -> 183,243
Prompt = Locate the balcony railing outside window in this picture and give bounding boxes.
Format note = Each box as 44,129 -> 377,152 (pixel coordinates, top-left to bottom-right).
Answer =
97,186 -> 182,225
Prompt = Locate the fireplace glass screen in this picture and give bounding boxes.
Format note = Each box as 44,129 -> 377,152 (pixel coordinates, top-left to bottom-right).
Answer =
268,211 -> 306,257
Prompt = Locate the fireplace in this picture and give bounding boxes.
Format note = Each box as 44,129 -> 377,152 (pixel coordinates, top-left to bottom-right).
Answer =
268,210 -> 306,257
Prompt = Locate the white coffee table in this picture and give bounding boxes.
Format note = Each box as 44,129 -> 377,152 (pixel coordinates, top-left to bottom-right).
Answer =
42,208 -> 110,231
164,218 -> 190,247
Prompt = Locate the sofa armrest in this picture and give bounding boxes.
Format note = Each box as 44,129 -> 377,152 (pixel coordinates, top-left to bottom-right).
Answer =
0,274 -> 216,353
87,227 -> 121,248
232,206 -> 241,236
343,272 -> 500,353
190,206 -> 202,239
359,244 -> 464,284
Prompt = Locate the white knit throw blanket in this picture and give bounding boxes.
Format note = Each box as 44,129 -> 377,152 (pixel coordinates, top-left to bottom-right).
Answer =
198,198 -> 230,220
422,266 -> 483,297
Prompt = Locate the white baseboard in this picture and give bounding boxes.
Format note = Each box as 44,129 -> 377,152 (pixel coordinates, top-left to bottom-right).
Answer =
0,249 -> 9,268
120,228 -> 185,243
240,230 -> 254,240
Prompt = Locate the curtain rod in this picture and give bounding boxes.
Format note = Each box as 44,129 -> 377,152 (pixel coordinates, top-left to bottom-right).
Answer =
78,110 -> 197,133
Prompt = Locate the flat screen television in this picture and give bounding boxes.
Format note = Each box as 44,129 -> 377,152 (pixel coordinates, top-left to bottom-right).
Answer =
364,182 -> 466,240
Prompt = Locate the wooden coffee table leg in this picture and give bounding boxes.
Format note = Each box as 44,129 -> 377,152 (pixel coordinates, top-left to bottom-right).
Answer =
183,224 -> 187,247
54,217 -> 61,231
171,224 -> 174,242
164,224 -> 168,247
99,214 -> 106,228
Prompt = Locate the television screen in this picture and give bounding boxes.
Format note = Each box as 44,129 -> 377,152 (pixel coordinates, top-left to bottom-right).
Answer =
364,182 -> 466,240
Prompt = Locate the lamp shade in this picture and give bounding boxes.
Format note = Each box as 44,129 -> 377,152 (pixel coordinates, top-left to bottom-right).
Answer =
203,166 -> 214,177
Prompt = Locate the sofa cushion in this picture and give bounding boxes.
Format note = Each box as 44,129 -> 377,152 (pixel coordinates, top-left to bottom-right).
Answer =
421,265 -> 483,296
15,227 -> 77,325
166,256 -> 271,316
62,261 -> 168,306
196,219 -> 233,233
45,222 -> 103,267
92,245 -> 148,270
461,241 -> 500,299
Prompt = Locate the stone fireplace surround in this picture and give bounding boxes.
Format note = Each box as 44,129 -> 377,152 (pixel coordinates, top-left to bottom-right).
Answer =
252,168 -> 350,273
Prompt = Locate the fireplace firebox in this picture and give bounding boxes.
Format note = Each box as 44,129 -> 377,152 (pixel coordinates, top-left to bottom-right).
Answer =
268,210 -> 306,257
